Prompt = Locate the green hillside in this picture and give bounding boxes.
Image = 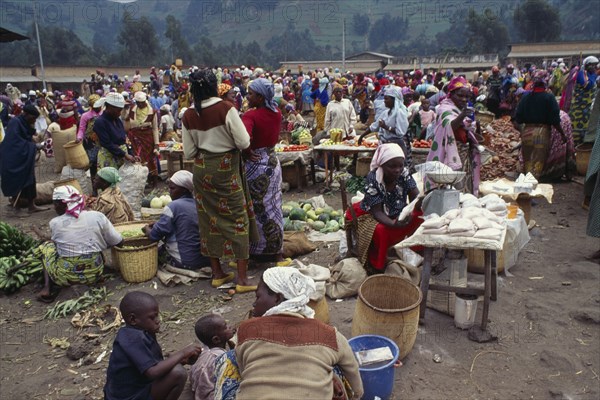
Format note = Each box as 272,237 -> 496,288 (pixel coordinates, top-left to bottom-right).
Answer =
1,0 -> 598,66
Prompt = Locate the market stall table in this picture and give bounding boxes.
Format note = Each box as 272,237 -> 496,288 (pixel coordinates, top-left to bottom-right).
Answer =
275,149 -> 316,189
313,144 -> 377,187
479,178 -> 554,224
396,225 -> 507,333
158,148 -> 185,177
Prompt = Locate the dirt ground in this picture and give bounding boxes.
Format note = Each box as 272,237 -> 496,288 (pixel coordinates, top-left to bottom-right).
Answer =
1,155 -> 599,400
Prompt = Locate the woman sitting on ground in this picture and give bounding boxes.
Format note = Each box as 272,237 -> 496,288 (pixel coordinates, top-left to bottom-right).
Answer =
143,170 -> 210,270
346,143 -> 423,274
214,267 -> 364,400
87,167 -> 135,224
36,185 -> 123,302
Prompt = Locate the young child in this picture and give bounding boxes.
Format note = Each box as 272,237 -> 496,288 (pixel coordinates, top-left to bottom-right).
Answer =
104,291 -> 202,400
419,98 -> 436,139
190,314 -> 235,400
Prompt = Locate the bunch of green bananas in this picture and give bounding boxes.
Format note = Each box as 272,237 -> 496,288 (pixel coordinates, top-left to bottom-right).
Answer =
0,248 -> 44,294
0,222 -> 39,258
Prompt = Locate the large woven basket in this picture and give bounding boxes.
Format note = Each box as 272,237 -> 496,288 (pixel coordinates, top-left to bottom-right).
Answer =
114,238 -> 158,283
108,221 -> 153,271
351,275 -> 422,360
63,140 -> 89,169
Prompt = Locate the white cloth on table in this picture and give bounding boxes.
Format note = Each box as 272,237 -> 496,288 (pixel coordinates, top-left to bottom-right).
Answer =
474,228 -> 503,241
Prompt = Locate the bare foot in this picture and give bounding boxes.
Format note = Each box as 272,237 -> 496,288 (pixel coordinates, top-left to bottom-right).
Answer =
36,288 -> 59,303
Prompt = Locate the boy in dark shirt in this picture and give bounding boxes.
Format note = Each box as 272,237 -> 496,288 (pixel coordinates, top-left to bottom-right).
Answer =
104,291 -> 202,400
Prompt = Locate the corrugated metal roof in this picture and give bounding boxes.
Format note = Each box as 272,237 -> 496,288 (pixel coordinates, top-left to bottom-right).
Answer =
0,76 -> 41,83
508,50 -> 600,58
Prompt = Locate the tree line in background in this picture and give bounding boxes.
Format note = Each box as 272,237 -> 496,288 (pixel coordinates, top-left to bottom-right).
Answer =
0,0 -> 590,70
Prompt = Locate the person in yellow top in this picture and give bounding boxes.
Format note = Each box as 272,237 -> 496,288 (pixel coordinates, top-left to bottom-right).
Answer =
126,91 -> 160,185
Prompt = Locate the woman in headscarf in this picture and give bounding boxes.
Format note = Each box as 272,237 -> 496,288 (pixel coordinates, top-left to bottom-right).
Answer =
56,91 -> 79,130
300,74 -> 314,114
514,71 -> 568,181
346,143 -> 423,274
143,170 -> 210,270
182,68 -> 257,292
214,267 -> 364,400
218,83 -> 237,107
311,77 -> 330,131
425,76 -> 482,194
358,85 -> 413,170
35,185 -> 123,302
242,78 -> 288,266
77,95 -> 104,186
0,104 -> 47,212
126,91 -> 160,186
87,167 -> 134,224
159,104 -> 177,142
568,56 -> 598,144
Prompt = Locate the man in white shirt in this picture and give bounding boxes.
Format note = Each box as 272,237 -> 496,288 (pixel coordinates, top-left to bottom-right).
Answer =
324,84 -> 357,138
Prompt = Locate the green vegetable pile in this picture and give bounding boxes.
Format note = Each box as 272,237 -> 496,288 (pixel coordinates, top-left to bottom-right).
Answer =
281,201 -> 344,233
345,176 -> 366,195
45,287 -> 109,319
0,222 -> 43,294
121,229 -> 144,239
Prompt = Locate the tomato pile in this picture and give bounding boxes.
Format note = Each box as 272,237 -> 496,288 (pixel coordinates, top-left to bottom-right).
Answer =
412,139 -> 432,148
278,144 -> 310,152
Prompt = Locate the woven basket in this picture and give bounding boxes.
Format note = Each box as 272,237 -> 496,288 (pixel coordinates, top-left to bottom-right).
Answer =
351,275 -> 422,360
54,178 -> 82,193
63,140 -> 89,169
114,238 -> 158,283
476,110 -> 495,125
308,297 -> 330,324
52,126 -> 77,173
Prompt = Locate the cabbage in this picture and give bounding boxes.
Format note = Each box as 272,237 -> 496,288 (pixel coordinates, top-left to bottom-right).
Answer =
160,195 -> 172,207
150,197 -> 163,209
320,220 -> 340,233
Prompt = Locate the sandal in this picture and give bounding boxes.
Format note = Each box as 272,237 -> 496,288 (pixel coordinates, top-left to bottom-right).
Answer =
235,284 -> 258,293
211,272 -> 235,288
276,258 -> 292,267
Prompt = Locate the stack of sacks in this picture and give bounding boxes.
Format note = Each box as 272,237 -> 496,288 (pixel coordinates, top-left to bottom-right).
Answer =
479,193 -> 508,218
421,206 -> 505,241
459,193 -> 481,208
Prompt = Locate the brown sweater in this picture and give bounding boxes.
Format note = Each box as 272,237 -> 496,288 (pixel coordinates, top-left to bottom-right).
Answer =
235,313 -> 363,400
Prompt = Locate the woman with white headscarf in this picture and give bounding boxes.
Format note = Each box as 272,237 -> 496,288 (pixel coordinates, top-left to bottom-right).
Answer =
242,78 -> 288,266
358,85 -> 413,170
214,267 -> 364,400
346,143 -> 423,274
143,170 -> 210,270
35,185 -> 123,302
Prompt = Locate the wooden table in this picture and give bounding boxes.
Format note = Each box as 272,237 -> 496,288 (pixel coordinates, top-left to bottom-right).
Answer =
313,145 -> 377,187
159,149 -> 185,177
396,226 -> 506,330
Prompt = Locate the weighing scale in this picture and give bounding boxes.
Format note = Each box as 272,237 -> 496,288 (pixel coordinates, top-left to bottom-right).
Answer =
422,171 -> 466,216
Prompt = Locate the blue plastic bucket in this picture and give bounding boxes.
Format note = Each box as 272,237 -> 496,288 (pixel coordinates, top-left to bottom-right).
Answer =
348,334 -> 400,400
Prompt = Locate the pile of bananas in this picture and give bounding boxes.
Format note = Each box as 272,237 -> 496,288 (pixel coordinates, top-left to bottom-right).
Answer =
0,222 -> 39,258
0,251 -> 43,294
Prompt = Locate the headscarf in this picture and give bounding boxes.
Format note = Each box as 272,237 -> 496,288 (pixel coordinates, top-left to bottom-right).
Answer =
249,78 -> 277,112
52,185 -> 85,218
319,77 -> 329,92
384,85 -> 408,124
583,56 -> 599,66
262,267 -> 316,318
218,83 -> 232,97
88,94 -> 100,108
96,167 -> 121,187
533,70 -> 548,88
447,76 -> 470,93
370,143 -> 405,185
170,170 -> 194,193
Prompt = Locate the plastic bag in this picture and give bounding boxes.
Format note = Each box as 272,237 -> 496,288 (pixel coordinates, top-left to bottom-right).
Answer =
394,247 -> 424,269
117,162 -> 149,213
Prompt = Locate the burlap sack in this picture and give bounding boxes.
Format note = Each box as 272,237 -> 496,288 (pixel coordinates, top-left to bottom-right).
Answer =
325,257 -> 367,299
282,231 -> 316,259
51,125 -> 76,173
385,259 -> 421,286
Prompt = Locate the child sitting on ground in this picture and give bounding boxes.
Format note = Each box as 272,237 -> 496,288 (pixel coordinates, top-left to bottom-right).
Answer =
190,314 -> 235,400
104,291 -> 202,400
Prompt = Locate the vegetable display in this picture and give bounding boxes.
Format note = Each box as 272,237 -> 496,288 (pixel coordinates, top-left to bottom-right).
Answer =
281,201 -> 344,233
480,118 -> 521,181
0,222 -> 39,258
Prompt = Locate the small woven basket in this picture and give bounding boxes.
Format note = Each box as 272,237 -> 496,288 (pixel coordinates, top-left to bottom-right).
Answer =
114,238 -> 158,283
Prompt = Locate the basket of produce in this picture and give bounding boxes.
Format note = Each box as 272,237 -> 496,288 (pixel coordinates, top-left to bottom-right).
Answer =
113,238 -> 158,283
113,221 -> 153,239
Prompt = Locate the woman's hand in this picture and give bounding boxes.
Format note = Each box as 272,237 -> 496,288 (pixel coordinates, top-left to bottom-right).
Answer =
395,214 -> 411,228
125,154 -> 140,163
